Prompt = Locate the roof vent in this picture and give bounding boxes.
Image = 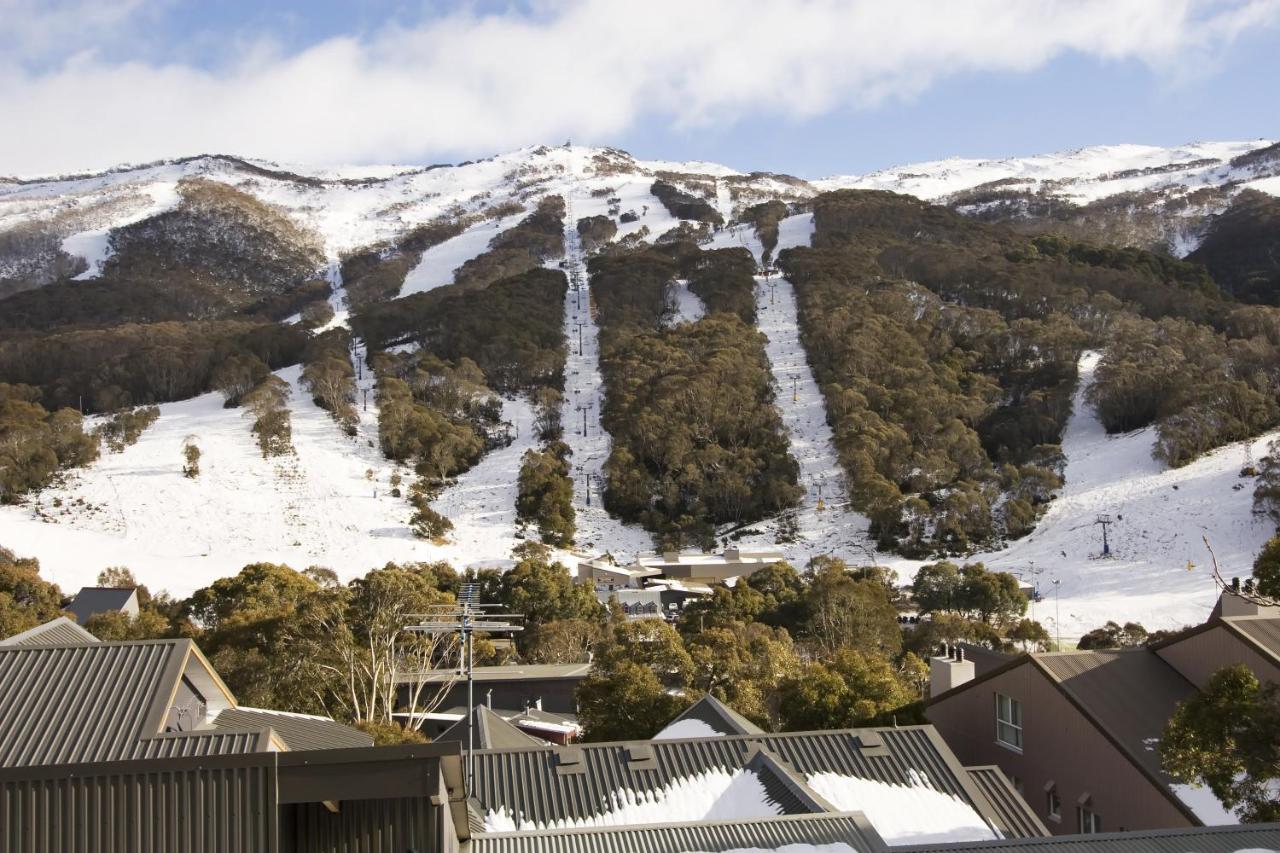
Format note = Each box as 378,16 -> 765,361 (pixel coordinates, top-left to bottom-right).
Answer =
554,745 -> 586,776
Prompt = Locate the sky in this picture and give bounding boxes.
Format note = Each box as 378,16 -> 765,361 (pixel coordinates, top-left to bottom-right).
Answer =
1,0 -> 1278,178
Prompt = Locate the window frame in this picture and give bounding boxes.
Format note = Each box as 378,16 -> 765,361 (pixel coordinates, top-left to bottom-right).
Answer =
994,692 -> 1023,752
1078,806 -> 1101,834
1046,789 -> 1061,822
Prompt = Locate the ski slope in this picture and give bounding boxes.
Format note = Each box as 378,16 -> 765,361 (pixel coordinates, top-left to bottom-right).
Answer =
889,351 -> 1279,640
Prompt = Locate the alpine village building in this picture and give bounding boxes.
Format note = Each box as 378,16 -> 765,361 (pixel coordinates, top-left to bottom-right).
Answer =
925,590 -> 1280,837
2,595 -> 1279,852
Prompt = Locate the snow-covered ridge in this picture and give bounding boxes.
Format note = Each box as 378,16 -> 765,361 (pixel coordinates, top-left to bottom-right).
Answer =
816,139 -> 1278,205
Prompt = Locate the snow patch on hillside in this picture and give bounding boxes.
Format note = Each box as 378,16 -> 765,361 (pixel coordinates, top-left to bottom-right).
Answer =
888,351 -> 1279,640
399,211 -> 527,297
665,280 -> 705,325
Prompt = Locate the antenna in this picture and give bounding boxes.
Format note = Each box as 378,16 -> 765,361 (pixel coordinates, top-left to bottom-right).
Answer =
405,592 -> 524,795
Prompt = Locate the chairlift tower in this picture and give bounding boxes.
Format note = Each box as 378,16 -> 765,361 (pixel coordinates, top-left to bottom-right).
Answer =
1095,514 -> 1113,557
405,585 -> 524,795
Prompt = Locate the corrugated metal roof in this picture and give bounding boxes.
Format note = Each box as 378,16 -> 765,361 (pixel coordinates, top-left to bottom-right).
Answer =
0,617 -> 98,647
470,726 -> 992,831
407,662 -> 592,685
964,766 -> 1049,839
468,812 -> 880,853
894,821 -> 1280,853
660,694 -> 764,737
213,707 -> 373,751
956,643 -> 1015,678
1033,650 -> 1194,783
65,586 -> 138,624
1226,614 -> 1280,663
0,639 -> 271,768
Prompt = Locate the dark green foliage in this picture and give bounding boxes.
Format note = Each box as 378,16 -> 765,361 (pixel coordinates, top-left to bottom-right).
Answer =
684,247 -> 758,324
0,383 -> 99,501
97,405 -> 160,452
650,180 -> 724,226
577,620 -> 694,741
0,320 -> 307,413
576,215 -> 617,254
408,481 -> 453,540
516,441 -> 575,546
910,561 -> 1028,626
1076,620 -> 1150,650
1088,315 -> 1280,465
453,196 -> 566,292
243,375 -> 292,457
0,547 -> 65,638
1253,536 -> 1280,600
341,218 -> 468,308
777,649 -> 921,730
496,553 -> 603,651
1161,664 -> 1280,822
0,179 -> 324,331
301,328 -> 357,433
1255,442 -> 1280,525
1189,190 -> 1280,305
741,200 -> 788,264
599,315 -> 800,546
354,269 -> 568,394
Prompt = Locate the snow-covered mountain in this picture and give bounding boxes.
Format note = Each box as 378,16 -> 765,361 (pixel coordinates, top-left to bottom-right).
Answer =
2,139 -> 1278,640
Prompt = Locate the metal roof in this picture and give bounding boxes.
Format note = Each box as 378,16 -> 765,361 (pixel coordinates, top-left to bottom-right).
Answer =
467,811 -> 882,853
894,821 -> 1280,853
1224,614 -> 1280,664
470,726 -> 998,832
0,616 -> 99,647
212,707 -> 373,751
1033,650 -> 1195,785
405,662 -> 593,685
0,638 -> 265,767
955,643 -> 1015,678
65,586 -> 139,624
438,705 -> 548,750
964,767 -> 1049,839
658,694 -> 764,737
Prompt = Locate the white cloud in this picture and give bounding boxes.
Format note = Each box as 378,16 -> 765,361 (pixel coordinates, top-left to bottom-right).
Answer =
0,0 -> 1276,176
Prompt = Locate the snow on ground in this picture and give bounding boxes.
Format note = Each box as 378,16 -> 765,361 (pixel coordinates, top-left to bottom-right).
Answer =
428,394 -> 537,567
883,351 -> 1279,640
707,214 -> 874,564
665,280 -> 705,326
806,771 -> 996,846
399,211 -> 528,297
483,767 -> 784,831
816,140 -> 1275,204
555,171 -> 654,560
652,718 -> 723,740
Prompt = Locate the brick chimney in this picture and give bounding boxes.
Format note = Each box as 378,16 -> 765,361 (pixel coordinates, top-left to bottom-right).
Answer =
930,644 -> 976,696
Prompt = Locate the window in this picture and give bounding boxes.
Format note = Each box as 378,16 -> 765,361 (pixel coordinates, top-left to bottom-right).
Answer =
995,693 -> 1023,750
1078,806 -> 1101,834
1046,789 -> 1061,821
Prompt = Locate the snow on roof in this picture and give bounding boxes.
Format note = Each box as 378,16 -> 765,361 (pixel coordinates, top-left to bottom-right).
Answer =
652,717 -> 722,741
806,769 -> 997,846
483,766 -> 785,832
1168,783 -> 1242,826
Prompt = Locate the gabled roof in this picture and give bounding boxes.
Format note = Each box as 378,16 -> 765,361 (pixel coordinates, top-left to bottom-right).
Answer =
0,639 -> 262,767
438,705 -> 546,750
468,811 -> 883,853
212,707 -> 373,751
1221,613 -> 1280,665
0,616 -> 99,647
653,694 -> 764,739
470,725 -> 1003,842
65,586 -> 139,624
964,767 -> 1049,839
927,648 -> 1204,826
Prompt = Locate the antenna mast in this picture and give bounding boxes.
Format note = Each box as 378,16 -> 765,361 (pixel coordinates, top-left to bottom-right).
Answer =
404,584 -> 524,795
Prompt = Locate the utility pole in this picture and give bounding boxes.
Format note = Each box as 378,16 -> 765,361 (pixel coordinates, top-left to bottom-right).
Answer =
362,388 -> 368,411
584,469 -> 591,507
576,401 -> 593,437
791,375 -> 798,403
1051,578 -> 1062,650
405,588 -> 523,796
574,322 -> 586,356
1095,514 -> 1113,557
